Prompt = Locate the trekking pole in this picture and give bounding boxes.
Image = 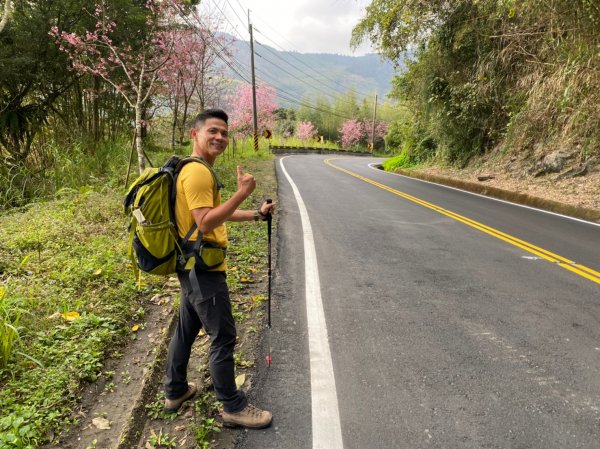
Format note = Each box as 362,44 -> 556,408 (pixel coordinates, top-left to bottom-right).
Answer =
265,199 -> 273,367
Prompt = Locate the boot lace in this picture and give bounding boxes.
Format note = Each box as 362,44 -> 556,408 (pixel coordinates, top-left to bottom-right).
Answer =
244,404 -> 263,417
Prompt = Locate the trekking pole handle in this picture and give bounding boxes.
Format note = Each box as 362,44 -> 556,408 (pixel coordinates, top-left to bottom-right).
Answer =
265,198 -> 273,222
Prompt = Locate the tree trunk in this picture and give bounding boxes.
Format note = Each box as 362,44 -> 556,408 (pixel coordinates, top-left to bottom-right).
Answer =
92,76 -> 100,147
171,94 -> 178,150
0,0 -> 11,33
135,102 -> 145,174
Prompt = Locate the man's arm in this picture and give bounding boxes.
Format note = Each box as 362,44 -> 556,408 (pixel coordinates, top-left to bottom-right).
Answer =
192,166 -> 256,233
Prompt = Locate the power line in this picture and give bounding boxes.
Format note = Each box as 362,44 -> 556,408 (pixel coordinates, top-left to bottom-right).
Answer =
210,0 -> 377,99
250,21 -> 375,98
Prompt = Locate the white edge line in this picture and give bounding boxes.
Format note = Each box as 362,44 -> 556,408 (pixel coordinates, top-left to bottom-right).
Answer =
366,162 -> 600,228
279,156 -> 344,449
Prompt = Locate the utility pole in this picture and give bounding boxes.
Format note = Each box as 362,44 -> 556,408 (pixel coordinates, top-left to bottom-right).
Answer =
371,94 -> 378,153
248,10 -> 259,151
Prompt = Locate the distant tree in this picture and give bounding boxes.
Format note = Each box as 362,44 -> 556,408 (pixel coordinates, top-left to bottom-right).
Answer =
51,0 -> 182,173
228,83 -> 277,139
274,108 -> 296,137
339,118 -> 366,147
159,22 -> 231,148
295,121 -> 317,140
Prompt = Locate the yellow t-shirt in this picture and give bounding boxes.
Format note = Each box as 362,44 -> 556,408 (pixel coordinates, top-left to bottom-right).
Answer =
175,161 -> 227,270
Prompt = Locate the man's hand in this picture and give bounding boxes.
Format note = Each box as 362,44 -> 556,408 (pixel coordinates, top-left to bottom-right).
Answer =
237,166 -> 256,198
259,199 -> 276,218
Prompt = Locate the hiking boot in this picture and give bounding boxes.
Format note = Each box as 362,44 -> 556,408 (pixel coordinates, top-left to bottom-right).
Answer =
222,404 -> 273,429
164,382 -> 197,412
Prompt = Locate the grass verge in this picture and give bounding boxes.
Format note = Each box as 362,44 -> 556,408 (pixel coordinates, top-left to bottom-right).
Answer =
0,147 -> 276,449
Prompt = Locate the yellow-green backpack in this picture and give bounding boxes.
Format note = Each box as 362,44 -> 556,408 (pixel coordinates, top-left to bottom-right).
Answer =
123,156 -> 222,277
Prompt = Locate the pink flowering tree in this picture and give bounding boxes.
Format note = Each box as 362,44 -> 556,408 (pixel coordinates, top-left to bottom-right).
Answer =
158,11 -> 232,148
374,121 -> 389,142
339,119 -> 366,148
366,120 -> 389,149
228,83 -> 277,139
50,0 -> 182,173
295,121 -> 317,140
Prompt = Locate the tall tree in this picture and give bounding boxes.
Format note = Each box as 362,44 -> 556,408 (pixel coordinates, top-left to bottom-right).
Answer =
0,0 -> 11,33
159,23 -> 231,148
51,0 -> 182,173
0,0 -> 88,162
228,83 -> 277,138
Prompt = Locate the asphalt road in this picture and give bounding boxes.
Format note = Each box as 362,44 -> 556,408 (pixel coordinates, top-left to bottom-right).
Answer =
236,155 -> 600,449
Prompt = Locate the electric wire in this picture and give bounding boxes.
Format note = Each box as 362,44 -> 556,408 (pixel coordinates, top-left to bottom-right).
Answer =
212,0 -> 378,100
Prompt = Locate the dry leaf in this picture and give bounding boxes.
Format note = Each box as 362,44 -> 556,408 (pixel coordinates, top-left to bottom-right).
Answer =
91,417 -> 111,430
131,324 -> 140,332
93,268 -> 102,276
62,311 -> 80,321
235,373 -> 246,389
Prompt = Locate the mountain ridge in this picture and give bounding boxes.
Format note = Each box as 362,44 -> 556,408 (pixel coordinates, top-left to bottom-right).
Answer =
224,35 -> 398,106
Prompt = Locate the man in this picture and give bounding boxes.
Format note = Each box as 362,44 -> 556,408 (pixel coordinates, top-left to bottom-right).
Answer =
164,108 -> 275,429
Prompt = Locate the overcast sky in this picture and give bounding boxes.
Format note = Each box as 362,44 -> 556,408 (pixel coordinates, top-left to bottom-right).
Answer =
205,0 -> 375,56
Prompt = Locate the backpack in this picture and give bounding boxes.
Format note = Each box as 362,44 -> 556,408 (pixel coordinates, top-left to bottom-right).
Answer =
123,155 -> 222,277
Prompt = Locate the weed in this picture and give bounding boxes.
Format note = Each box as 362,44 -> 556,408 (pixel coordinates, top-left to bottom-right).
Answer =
145,392 -> 178,421
120,370 -> 131,385
146,429 -> 177,448
193,392 -> 222,448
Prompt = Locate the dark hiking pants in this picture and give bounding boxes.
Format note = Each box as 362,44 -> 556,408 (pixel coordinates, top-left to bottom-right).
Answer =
165,269 -> 247,413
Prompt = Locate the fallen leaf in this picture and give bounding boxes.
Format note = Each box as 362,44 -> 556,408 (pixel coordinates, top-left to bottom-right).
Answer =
62,311 -> 80,321
131,324 -> 140,332
175,425 -> 186,432
91,417 -> 111,430
235,373 -> 246,389
240,277 -> 253,283
93,268 -> 102,276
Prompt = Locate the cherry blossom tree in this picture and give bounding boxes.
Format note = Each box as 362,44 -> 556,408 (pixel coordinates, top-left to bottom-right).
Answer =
228,83 -> 277,139
295,121 -> 317,140
374,121 -> 389,142
339,118 -> 366,147
50,0 -> 182,173
158,14 -> 231,148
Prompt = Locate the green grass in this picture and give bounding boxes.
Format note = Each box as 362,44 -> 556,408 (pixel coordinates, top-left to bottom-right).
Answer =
0,143 -> 276,448
0,187 -> 157,448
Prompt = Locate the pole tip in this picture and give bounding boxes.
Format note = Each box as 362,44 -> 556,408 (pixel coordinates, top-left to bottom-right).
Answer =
266,355 -> 271,366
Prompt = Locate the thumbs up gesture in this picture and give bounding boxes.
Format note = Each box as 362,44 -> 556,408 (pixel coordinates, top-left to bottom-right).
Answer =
237,166 -> 256,198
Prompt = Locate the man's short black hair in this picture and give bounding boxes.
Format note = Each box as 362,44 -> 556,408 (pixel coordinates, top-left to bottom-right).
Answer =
192,109 -> 228,128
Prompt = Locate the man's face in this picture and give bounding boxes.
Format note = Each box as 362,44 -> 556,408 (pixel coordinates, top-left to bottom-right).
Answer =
191,117 -> 229,161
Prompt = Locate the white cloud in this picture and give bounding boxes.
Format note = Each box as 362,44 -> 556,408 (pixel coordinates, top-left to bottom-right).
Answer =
211,0 -> 374,55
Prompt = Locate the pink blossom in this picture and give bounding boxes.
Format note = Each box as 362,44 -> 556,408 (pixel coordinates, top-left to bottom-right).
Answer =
228,84 -> 277,137
296,121 -> 316,140
339,119 -> 366,147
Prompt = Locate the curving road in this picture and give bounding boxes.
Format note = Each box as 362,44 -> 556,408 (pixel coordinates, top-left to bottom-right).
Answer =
236,155 -> 600,449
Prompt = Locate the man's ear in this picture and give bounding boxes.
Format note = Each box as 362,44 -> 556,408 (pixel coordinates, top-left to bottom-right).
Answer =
190,128 -> 197,139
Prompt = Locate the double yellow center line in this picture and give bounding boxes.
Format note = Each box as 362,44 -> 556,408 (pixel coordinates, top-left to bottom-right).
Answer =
325,158 -> 600,286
